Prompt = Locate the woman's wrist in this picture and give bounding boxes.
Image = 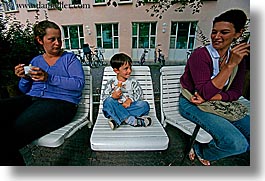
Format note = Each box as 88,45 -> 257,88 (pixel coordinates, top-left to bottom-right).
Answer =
225,61 -> 237,70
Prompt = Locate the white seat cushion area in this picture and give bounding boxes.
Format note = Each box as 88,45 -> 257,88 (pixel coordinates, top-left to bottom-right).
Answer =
90,66 -> 169,151
160,65 -> 250,143
32,66 -> 93,147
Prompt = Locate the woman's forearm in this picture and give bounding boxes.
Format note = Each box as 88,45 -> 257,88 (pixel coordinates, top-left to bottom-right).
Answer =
211,63 -> 235,89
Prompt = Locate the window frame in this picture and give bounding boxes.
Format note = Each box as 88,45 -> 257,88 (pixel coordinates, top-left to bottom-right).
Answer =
71,0 -> 82,4
26,0 -> 38,11
94,0 -> 105,5
2,0 -> 18,12
95,23 -> 119,49
62,24 -> 85,50
132,22 -> 157,49
170,21 -> 198,50
118,0 -> 133,4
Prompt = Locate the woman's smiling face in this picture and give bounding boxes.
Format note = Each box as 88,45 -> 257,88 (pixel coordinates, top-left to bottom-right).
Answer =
211,21 -> 241,51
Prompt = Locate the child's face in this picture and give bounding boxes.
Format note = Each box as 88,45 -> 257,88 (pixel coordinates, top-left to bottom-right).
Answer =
114,62 -> 132,81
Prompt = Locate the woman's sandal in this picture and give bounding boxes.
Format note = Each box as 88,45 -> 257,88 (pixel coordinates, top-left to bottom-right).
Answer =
189,148 -> 211,166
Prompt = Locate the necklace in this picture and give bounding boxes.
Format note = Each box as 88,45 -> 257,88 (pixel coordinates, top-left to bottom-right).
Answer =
219,51 -> 228,68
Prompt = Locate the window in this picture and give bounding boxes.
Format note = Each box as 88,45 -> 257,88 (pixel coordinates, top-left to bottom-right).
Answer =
132,22 -> 156,49
170,21 -> 197,49
144,0 -> 159,2
94,0 -> 105,4
96,23 -> 119,49
26,0 -> 37,10
63,25 -> 84,50
71,0 -> 81,4
119,0 -> 132,3
46,0 -> 60,9
2,0 -> 18,12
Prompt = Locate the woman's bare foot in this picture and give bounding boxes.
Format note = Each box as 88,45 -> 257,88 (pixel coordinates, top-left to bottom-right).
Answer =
189,148 -> 196,161
197,155 -> 211,166
189,148 -> 211,166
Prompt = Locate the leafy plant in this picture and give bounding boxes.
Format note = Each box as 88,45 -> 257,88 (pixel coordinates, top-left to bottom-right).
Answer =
0,14 -> 39,86
137,0 -> 203,19
106,0 -> 203,19
195,25 -> 210,46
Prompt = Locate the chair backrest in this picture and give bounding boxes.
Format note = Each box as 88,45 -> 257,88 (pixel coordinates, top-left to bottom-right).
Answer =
160,65 -> 213,143
91,66 -> 169,151
76,65 -> 93,124
160,65 -> 250,144
98,66 -> 156,118
160,65 -> 185,117
33,65 -> 93,147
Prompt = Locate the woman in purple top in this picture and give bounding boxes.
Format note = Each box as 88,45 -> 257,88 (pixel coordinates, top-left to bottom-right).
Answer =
0,20 -> 85,165
179,9 -> 250,165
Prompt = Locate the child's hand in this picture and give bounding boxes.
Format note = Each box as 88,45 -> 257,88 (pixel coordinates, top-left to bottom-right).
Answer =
122,98 -> 132,108
112,89 -> 122,99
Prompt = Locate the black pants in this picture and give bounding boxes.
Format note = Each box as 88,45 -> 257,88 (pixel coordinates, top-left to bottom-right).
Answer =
0,95 -> 77,165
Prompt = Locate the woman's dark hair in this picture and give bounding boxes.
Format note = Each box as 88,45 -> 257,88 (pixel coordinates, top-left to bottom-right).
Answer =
213,9 -> 247,33
33,20 -> 60,50
110,53 -> 132,69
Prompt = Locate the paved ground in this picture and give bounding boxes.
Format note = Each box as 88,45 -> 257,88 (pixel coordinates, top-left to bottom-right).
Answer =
20,62 -> 250,166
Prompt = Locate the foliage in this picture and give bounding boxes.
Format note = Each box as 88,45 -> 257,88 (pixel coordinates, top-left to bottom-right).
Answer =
0,14 -> 39,86
107,0 -> 203,19
195,25 -> 210,46
137,0 -> 203,19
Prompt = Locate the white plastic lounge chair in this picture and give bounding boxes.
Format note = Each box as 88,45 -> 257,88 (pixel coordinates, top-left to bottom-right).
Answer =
32,66 -> 93,147
160,65 -> 250,164
90,66 -> 169,151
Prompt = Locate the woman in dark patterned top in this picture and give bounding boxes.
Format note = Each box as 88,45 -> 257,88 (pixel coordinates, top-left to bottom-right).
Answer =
180,9 -> 250,165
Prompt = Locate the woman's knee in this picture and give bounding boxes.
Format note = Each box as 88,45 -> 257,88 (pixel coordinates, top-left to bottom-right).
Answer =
222,135 -> 249,154
233,137 -> 249,153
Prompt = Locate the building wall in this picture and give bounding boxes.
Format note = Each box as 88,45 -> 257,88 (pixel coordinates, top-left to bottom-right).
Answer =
4,0 -> 250,62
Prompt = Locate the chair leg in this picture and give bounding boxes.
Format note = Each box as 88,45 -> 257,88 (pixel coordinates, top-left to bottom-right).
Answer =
180,124 -> 201,165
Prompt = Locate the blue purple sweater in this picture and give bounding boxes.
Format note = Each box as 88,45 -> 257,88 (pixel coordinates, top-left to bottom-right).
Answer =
19,52 -> 85,104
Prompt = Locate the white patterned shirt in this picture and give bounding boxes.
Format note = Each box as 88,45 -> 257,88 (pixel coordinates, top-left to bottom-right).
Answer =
102,76 -> 143,103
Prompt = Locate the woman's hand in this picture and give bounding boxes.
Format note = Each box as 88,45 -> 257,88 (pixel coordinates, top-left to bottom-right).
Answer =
29,66 -> 48,82
228,42 -> 250,67
14,64 -> 27,78
190,92 -> 205,105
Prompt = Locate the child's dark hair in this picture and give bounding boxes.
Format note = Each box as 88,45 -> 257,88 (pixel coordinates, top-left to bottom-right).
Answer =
110,53 -> 132,69
213,9 -> 247,33
33,20 -> 60,50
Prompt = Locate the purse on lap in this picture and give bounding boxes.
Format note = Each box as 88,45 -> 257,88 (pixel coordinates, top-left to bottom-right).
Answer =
181,66 -> 248,122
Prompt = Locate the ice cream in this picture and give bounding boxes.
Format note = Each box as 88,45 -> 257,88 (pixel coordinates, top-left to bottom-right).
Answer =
116,81 -> 122,91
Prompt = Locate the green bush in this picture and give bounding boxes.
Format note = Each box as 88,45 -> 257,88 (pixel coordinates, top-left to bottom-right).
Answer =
0,14 -> 39,87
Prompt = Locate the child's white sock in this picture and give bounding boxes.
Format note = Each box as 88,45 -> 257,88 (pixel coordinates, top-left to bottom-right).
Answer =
125,116 -> 137,126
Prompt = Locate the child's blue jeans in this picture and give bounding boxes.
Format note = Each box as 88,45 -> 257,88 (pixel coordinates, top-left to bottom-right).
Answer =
102,97 -> 150,125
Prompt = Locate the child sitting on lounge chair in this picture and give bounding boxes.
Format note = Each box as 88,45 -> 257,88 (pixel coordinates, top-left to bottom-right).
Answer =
102,53 -> 152,130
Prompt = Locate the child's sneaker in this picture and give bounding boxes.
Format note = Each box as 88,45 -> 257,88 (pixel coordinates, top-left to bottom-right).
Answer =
108,118 -> 118,130
135,116 -> 152,127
